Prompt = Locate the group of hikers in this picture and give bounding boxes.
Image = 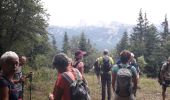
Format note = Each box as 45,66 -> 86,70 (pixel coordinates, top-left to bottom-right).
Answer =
0,49 -> 170,100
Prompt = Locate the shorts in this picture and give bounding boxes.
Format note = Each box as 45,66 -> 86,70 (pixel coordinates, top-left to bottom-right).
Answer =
94,68 -> 100,76
162,80 -> 170,87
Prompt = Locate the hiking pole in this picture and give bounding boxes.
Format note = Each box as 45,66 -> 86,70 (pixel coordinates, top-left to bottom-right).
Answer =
22,81 -> 24,100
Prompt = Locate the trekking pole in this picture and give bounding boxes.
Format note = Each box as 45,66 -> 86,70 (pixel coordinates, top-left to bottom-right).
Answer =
22,81 -> 24,100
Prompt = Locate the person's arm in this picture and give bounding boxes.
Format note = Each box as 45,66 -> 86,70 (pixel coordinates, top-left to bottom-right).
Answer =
77,62 -> 84,74
160,64 -> 166,82
53,87 -> 63,100
132,67 -> 138,96
0,87 -> 9,100
112,73 -> 116,92
13,76 -> 26,84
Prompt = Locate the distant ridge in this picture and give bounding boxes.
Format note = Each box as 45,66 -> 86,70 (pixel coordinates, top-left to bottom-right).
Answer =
47,22 -> 133,50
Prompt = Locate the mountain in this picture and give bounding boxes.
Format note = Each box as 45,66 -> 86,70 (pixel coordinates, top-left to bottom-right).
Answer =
47,22 -> 133,50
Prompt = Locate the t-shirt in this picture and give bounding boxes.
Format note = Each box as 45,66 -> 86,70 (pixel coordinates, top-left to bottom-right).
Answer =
98,56 -> 114,65
53,67 -> 82,100
0,75 -> 18,100
73,61 -> 84,75
112,64 -> 137,78
13,68 -> 23,92
161,62 -> 170,80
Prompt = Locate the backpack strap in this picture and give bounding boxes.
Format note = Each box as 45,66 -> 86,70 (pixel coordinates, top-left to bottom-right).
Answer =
117,64 -> 132,74
62,69 -> 82,84
62,73 -> 73,84
73,61 -> 80,68
73,68 -> 81,80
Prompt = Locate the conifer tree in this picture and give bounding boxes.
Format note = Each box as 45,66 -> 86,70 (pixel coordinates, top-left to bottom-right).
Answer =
130,9 -> 145,57
79,32 -> 87,51
161,14 -> 169,41
116,31 -> 129,53
62,32 -> 70,54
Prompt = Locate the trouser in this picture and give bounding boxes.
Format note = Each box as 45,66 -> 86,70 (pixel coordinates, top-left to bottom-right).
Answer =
101,72 -> 111,100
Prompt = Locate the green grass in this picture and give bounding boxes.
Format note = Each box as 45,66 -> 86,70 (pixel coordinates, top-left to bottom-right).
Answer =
22,67 -> 170,100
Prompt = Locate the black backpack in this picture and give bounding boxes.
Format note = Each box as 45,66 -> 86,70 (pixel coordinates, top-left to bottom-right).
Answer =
62,69 -> 90,100
102,56 -> 112,72
158,62 -> 169,85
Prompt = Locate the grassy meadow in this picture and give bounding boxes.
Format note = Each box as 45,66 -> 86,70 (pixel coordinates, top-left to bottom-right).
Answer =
22,67 -> 170,100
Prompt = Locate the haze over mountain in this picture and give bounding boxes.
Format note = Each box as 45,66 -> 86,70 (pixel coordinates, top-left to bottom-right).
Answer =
47,22 -> 133,50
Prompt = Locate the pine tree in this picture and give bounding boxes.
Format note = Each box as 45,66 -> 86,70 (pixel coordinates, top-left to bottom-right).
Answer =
79,32 -> 87,51
116,31 -> 129,53
161,14 -> 169,41
130,9 -> 145,57
51,34 -> 58,52
62,32 -> 70,54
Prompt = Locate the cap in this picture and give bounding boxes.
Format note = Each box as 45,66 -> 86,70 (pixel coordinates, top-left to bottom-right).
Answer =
75,50 -> 86,59
131,53 -> 134,57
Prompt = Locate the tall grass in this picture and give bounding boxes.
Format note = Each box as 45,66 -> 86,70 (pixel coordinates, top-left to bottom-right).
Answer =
22,67 -> 170,100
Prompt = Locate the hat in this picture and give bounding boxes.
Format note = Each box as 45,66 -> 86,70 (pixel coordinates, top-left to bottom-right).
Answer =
131,53 -> 134,57
75,50 -> 86,59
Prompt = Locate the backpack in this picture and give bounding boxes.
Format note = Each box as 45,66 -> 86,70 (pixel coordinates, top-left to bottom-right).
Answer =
102,56 -> 112,72
158,62 -> 170,83
115,64 -> 133,97
62,69 -> 90,100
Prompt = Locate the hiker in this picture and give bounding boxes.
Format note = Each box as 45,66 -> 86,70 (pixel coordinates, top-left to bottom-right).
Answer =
13,56 -> 27,100
98,49 -> 114,100
49,53 -> 89,100
94,58 -> 101,84
130,53 -> 140,88
0,51 -> 20,100
159,57 -> 170,100
73,50 -> 86,75
112,50 -> 137,100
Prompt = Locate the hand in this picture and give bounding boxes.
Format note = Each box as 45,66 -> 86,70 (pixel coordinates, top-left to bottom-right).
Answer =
26,72 -> 33,78
19,76 -> 26,83
48,93 -> 54,100
158,79 -> 162,85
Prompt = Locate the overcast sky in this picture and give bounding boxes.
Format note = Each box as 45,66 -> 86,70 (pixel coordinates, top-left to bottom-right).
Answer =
42,0 -> 170,26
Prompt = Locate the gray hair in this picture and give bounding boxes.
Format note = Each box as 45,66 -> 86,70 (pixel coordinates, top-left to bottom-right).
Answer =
0,51 -> 19,65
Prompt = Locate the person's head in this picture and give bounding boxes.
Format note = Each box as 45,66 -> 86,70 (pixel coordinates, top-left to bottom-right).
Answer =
120,50 -> 131,64
75,50 -> 86,60
19,56 -> 27,66
103,49 -> 109,55
52,53 -> 70,72
0,51 -> 19,74
167,57 -> 170,63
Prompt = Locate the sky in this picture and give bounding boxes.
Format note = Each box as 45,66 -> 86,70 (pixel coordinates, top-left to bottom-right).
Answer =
42,0 -> 170,26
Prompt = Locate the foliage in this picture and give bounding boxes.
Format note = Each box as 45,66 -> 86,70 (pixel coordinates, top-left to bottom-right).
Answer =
137,56 -> 147,73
